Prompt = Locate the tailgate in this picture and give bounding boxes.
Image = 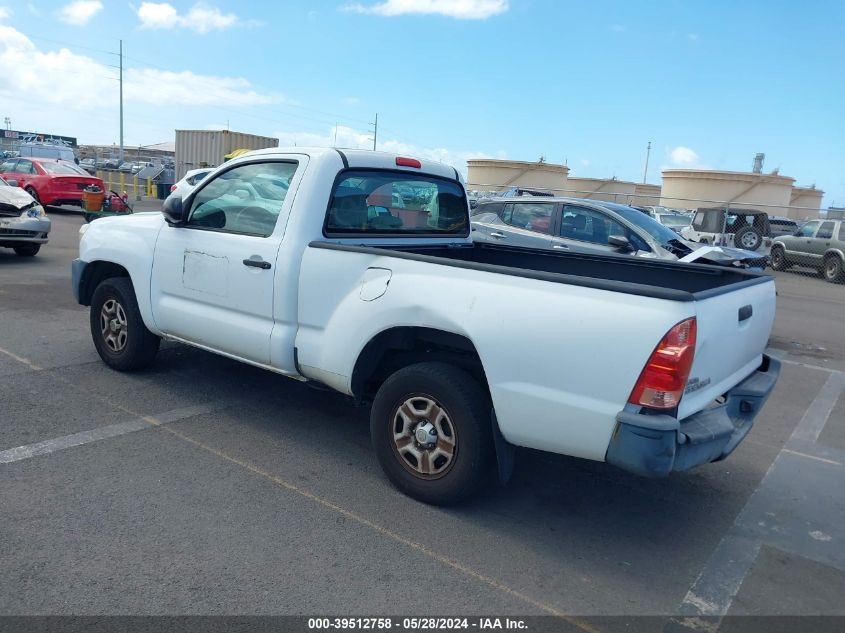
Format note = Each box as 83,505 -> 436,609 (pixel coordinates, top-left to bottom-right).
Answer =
678,278 -> 776,419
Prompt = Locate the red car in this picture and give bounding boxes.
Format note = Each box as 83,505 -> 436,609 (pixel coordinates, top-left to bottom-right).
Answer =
0,157 -> 104,207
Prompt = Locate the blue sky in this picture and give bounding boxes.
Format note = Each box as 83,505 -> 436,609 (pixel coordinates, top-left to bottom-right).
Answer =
1,0 -> 843,205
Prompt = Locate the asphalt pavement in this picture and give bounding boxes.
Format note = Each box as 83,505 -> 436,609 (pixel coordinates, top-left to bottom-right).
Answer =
1,207 -> 844,628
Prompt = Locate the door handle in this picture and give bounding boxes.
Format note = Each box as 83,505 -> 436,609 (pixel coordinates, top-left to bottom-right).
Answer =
552,244 -> 569,250
489,232 -> 507,239
243,257 -> 271,269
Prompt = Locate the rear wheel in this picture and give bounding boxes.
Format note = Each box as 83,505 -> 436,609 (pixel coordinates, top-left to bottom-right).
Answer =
90,277 -> 160,371
770,246 -> 790,271
823,255 -> 844,284
24,186 -> 41,205
370,362 -> 494,505
734,226 -> 762,251
13,244 -> 40,257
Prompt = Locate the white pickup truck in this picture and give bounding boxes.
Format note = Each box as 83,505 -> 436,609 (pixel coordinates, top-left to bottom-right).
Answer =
73,148 -> 780,504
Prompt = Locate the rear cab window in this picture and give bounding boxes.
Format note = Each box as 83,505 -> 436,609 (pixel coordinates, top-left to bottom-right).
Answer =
324,170 -> 468,236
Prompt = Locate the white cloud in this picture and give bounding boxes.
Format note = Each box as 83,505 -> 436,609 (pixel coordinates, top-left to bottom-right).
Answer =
274,124 -> 497,174
27,4 -> 40,16
136,2 -> 243,33
669,146 -> 699,166
0,23 -> 282,108
342,96 -> 360,105
0,6 -> 13,19
343,0 -> 508,20
59,0 -> 102,26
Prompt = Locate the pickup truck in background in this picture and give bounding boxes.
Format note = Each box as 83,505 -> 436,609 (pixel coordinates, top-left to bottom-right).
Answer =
72,148 -> 781,505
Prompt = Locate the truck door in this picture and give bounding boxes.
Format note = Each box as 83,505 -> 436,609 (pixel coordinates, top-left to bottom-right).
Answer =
150,159 -> 301,365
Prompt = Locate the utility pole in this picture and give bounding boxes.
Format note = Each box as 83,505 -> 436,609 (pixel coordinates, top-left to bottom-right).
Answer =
642,141 -> 651,183
119,39 -> 124,164
370,113 -> 378,151
333,122 -> 338,147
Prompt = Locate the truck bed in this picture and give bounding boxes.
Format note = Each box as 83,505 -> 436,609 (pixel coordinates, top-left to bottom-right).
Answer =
310,241 -> 771,302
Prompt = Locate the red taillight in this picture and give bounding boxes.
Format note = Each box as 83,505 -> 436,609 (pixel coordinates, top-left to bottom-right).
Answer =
628,318 -> 697,410
396,157 -> 421,168
170,184 -> 177,191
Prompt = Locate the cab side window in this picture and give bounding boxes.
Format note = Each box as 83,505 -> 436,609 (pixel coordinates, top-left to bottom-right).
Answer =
503,202 -> 554,234
186,161 -> 297,237
816,222 -> 835,240
839,223 -> 845,241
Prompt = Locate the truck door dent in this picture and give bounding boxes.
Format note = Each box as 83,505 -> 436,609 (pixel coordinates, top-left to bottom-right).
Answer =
183,250 -> 228,297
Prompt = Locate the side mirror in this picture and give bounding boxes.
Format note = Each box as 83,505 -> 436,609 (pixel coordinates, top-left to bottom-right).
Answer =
162,195 -> 186,225
6,179 -> 19,187
608,235 -> 634,252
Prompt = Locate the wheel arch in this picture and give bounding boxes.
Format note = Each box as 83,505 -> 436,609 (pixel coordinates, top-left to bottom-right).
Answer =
78,260 -> 131,306
351,327 -> 489,403
823,248 -> 845,263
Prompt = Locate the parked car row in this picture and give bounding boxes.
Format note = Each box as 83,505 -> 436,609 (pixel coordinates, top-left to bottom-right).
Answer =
0,158 -> 103,208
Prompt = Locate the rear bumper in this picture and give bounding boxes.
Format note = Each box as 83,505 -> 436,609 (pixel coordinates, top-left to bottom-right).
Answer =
606,355 -> 780,477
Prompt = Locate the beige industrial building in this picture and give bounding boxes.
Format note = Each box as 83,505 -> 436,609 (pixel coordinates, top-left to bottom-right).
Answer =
661,169 -> 823,219
466,159 -> 568,193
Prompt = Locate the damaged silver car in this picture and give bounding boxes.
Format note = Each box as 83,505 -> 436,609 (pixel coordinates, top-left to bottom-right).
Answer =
0,176 -> 51,257
471,198 -> 767,269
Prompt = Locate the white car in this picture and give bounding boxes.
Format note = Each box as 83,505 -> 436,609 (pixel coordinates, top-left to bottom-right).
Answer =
72,148 -> 780,504
0,176 -> 51,256
169,168 -> 213,199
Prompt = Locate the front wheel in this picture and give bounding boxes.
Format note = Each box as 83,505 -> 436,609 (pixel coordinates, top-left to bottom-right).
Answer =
13,244 -> 40,257
370,362 -> 494,505
770,246 -> 790,271
90,277 -> 160,371
823,256 -> 844,284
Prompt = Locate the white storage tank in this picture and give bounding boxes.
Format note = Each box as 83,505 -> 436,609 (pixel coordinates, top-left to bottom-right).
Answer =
565,177 -> 638,204
175,130 -> 279,180
633,183 -> 661,207
660,169 -> 795,215
788,185 -> 824,220
466,159 -> 569,194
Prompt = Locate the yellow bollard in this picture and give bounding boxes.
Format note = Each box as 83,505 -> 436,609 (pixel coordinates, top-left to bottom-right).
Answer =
107,171 -> 113,190
146,178 -> 152,198
119,173 -> 125,192
133,175 -> 140,201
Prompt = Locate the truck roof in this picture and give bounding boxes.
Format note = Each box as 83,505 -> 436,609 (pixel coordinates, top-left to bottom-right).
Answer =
238,147 -> 462,182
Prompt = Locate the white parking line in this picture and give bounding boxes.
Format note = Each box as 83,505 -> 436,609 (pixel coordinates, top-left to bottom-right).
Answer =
676,364 -> 845,622
0,402 -> 221,465
0,346 -> 43,371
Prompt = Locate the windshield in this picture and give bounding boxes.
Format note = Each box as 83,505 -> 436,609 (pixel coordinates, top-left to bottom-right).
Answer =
659,214 -> 692,227
602,202 -> 685,247
40,161 -> 88,175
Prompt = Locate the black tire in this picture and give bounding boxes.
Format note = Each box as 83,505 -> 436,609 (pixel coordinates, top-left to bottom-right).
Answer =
734,226 -> 762,251
823,255 -> 845,284
370,362 -> 494,505
90,277 -> 160,371
770,246 -> 790,271
12,244 -> 40,257
83,213 -> 98,223
24,187 -> 41,205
